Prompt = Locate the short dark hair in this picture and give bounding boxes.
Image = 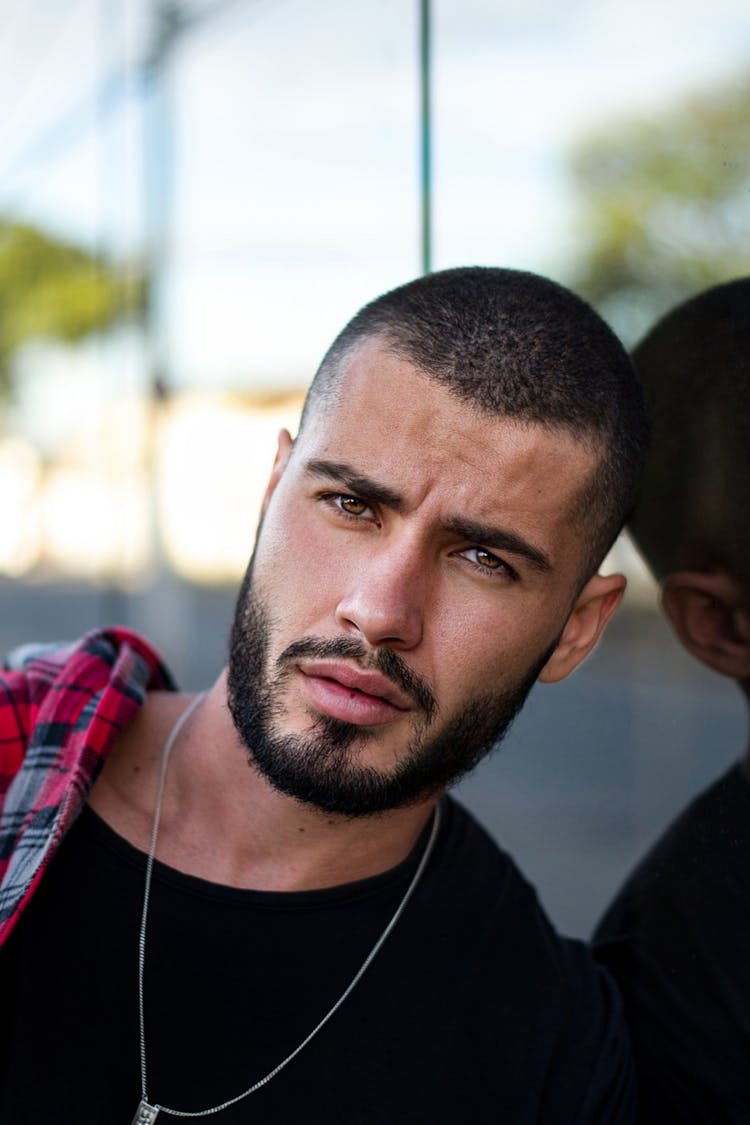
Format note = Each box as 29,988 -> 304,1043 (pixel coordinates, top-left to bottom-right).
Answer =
629,277 -> 750,587
301,267 -> 648,578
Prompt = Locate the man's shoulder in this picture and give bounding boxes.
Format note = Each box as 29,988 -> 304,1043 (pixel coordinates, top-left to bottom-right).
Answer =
439,794 -> 622,1005
2,626 -> 173,689
0,627 -> 177,944
0,627 -> 176,800
433,796 -> 635,1122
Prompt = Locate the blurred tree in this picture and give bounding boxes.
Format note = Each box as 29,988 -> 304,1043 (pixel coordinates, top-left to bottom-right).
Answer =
568,73 -> 750,345
0,221 -> 146,396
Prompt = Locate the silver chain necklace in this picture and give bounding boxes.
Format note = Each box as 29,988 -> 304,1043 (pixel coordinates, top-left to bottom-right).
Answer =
133,693 -> 441,1124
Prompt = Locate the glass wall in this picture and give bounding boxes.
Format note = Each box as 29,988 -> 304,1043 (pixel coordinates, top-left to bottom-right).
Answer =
0,0 -> 748,941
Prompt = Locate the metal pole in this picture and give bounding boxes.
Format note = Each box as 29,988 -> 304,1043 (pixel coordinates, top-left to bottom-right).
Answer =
419,0 -> 432,275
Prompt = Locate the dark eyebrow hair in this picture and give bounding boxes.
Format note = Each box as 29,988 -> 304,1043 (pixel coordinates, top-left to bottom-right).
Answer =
304,459 -> 405,510
443,517 -> 552,573
305,458 -> 552,572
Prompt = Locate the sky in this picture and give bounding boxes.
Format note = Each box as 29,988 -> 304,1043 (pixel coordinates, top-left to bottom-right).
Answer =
2,0 -> 750,397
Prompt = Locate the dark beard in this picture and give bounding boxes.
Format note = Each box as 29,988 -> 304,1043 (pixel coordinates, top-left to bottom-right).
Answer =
227,563 -> 553,818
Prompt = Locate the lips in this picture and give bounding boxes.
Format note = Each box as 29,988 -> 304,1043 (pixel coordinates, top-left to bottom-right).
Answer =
297,661 -> 412,726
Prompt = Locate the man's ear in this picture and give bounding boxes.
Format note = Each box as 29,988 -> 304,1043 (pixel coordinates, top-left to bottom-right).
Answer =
261,429 -> 294,515
661,570 -> 750,680
538,572 -> 626,684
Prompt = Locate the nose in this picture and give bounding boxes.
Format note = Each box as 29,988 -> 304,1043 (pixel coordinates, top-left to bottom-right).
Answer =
334,541 -> 425,651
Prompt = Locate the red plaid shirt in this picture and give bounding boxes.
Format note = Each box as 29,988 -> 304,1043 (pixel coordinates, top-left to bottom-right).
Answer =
0,627 -> 175,947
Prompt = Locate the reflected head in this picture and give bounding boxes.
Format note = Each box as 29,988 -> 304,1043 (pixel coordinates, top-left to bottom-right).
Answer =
629,278 -> 750,589
300,267 -> 648,579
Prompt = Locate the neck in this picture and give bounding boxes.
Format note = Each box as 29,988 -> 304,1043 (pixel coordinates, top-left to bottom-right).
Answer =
92,673 -> 437,892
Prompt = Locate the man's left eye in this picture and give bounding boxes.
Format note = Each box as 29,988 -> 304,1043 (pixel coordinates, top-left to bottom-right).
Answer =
336,495 -> 369,516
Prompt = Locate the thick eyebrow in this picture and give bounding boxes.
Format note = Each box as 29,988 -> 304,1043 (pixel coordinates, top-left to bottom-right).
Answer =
304,459 -> 405,510
444,516 -> 553,573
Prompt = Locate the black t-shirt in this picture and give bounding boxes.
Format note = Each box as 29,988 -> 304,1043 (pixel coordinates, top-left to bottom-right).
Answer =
1,796 -> 632,1124
594,762 -> 750,1125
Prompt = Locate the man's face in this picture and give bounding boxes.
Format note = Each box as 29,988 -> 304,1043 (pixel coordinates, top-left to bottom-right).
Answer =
228,339 -> 612,817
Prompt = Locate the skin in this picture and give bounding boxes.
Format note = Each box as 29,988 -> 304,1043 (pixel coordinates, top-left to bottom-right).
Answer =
90,338 -> 625,890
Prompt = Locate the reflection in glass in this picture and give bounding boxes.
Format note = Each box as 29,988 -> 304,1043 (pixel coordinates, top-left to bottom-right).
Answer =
595,279 -> 750,1123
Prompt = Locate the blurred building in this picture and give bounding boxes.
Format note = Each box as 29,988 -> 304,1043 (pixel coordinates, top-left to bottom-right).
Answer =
0,0 -> 748,935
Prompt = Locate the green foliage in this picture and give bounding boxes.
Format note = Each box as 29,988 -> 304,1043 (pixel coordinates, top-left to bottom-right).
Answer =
568,73 -> 750,345
0,221 -> 146,395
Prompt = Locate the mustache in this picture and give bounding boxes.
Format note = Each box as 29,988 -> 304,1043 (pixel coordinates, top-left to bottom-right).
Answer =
278,635 -> 437,721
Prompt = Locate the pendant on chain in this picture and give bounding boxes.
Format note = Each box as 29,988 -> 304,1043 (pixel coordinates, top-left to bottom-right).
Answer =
132,1100 -> 160,1124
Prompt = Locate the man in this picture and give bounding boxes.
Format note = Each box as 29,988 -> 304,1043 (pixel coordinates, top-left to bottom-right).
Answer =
594,278 -> 750,1124
0,267 -> 647,1123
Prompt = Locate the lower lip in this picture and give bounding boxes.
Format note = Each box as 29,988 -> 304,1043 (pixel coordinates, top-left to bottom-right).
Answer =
298,672 -> 405,726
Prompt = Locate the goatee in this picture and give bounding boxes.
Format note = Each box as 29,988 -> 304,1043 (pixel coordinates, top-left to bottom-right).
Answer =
226,563 -> 552,818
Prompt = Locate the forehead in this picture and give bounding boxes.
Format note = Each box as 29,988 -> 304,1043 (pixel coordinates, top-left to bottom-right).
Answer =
299,340 -> 598,556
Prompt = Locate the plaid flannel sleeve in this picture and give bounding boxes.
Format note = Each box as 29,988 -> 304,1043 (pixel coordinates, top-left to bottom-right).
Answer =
0,628 -> 176,945
0,668 -> 31,801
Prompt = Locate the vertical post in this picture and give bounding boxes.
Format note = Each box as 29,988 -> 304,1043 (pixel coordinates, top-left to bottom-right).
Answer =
419,0 -> 432,275
139,1 -> 191,665
96,0 -> 128,625
143,0 -> 180,408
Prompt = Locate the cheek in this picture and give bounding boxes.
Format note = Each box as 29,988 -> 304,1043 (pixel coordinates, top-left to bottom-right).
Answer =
426,596 -> 561,703
253,504 -> 343,628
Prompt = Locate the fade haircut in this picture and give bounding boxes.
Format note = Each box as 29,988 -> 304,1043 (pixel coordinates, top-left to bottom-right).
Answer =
629,278 -> 750,589
300,267 -> 648,578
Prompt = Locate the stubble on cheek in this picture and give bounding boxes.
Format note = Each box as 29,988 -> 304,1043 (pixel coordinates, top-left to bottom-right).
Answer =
227,544 -> 557,815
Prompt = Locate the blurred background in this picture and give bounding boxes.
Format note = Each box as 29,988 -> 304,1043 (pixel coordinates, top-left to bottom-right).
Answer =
0,0 -> 748,936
